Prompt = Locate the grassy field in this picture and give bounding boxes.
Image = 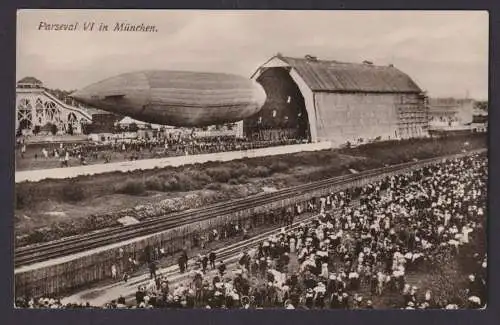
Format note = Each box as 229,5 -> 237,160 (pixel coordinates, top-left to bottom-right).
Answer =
15,134 -> 487,247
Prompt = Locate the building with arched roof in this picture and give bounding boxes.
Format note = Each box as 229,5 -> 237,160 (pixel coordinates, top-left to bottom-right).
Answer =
16,77 -> 99,135
246,54 -> 429,146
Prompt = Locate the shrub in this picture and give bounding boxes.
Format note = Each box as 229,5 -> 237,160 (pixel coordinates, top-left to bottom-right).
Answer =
15,192 -> 25,210
145,176 -> 164,191
115,179 -> 146,195
163,177 -> 180,191
186,170 -> 212,184
24,230 -> 46,246
227,162 -> 250,178
269,161 -> 289,173
176,174 -> 198,191
205,182 -> 222,190
206,167 -> 232,183
61,182 -> 86,202
250,166 -> 271,178
237,175 -> 249,184
228,178 -> 239,185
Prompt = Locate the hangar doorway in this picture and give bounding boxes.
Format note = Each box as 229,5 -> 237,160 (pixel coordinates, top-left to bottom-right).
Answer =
243,67 -> 311,142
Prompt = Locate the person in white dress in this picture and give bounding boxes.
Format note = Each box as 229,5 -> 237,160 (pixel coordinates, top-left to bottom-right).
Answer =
111,264 -> 117,279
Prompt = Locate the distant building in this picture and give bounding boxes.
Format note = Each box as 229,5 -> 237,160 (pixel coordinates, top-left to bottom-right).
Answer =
471,101 -> 488,133
428,97 -> 474,127
15,77 -> 114,136
427,98 -> 488,136
247,54 -> 429,146
116,116 -> 161,130
82,111 -> 122,134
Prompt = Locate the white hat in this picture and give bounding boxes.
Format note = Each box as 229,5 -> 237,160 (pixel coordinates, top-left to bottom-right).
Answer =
468,296 -> 481,305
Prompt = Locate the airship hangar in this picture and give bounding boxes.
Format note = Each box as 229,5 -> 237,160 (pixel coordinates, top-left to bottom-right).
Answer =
246,54 -> 429,146
16,54 -> 430,147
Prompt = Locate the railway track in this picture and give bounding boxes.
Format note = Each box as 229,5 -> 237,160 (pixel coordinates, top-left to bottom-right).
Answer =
15,150 -> 485,268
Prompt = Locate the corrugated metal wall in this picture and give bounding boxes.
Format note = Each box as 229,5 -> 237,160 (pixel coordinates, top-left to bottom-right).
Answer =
313,92 -> 401,145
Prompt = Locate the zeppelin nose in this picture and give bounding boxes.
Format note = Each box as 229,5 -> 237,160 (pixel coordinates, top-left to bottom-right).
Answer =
253,82 -> 267,108
70,72 -> 143,114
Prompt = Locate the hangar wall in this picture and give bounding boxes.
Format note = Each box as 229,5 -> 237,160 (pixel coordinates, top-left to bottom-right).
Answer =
313,92 -> 401,146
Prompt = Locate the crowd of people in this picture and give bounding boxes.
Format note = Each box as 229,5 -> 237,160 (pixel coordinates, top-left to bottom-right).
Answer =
15,153 -> 487,309
16,135 -> 305,168
123,153 -> 487,309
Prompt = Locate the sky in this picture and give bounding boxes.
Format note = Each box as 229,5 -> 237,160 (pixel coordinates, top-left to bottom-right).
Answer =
17,10 -> 489,100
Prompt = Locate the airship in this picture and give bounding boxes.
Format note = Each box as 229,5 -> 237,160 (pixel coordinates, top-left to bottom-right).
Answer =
71,70 -> 267,127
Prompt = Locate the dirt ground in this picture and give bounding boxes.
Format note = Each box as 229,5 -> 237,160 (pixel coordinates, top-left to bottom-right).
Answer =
15,145 -> 159,171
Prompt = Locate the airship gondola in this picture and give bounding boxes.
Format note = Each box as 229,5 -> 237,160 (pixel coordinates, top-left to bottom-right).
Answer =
71,70 -> 267,127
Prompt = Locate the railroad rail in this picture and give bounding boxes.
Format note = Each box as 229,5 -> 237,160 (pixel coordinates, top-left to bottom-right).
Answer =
15,149 -> 486,268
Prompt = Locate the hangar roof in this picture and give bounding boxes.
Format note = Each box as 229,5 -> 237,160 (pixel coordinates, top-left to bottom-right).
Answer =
258,55 -> 423,94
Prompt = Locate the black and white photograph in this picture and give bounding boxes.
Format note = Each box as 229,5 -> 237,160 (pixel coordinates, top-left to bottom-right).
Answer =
14,10 -> 488,310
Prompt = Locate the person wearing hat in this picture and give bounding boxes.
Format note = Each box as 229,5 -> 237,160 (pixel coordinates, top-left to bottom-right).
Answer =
200,253 -> 209,273
467,273 -> 485,301
135,286 -> 145,306
241,296 -> 251,309
284,299 -> 295,309
348,270 -> 360,291
406,301 -> 415,310
328,292 -> 339,309
353,295 -> 363,309
368,273 -> 378,295
313,282 -> 327,309
218,260 -> 227,277
208,251 -> 217,269
304,288 -> 315,309
340,292 -> 349,309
